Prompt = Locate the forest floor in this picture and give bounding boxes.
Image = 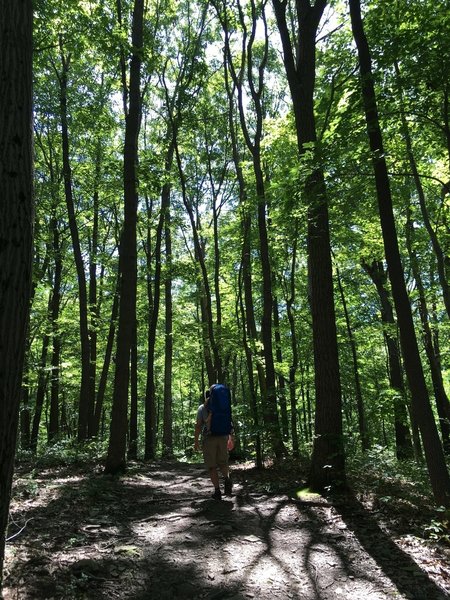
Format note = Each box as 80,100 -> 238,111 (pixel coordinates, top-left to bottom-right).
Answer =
2,458 -> 450,600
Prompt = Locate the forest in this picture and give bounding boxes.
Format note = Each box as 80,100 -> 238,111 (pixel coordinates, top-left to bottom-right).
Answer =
1,0 -> 450,597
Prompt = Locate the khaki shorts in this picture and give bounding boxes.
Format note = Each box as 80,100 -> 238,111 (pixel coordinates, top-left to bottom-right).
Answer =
202,435 -> 228,469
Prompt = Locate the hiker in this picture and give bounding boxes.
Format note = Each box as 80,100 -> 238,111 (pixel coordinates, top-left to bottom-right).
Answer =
194,386 -> 234,500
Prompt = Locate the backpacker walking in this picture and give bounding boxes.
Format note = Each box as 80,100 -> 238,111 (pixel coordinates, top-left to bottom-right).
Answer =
194,384 -> 234,500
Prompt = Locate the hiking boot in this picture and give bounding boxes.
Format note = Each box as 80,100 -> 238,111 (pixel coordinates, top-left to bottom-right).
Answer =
212,488 -> 222,500
224,477 -> 232,496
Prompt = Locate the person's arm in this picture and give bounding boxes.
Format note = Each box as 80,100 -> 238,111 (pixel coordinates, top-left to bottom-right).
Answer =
194,405 -> 204,450
194,420 -> 201,451
227,420 -> 235,450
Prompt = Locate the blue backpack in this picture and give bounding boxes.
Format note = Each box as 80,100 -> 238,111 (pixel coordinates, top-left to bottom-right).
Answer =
208,384 -> 232,436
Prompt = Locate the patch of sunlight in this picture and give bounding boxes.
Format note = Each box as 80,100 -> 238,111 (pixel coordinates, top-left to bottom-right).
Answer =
295,487 -> 321,500
114,544 -> 141,557
51,475 -> 86,485
249,559 -> 284,585
133,521 -> 173,543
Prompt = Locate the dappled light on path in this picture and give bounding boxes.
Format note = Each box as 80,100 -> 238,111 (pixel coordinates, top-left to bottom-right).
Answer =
4,462 -> 449,599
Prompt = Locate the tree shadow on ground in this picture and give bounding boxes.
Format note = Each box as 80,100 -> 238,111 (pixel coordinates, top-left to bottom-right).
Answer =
238,494 -> 351,599
333,494 -> 449,600
245,492 -> 416,600
5,466 -> 328,598
6,465 -> 211,598
55,554 -> 251,600
5,462 -> 450,599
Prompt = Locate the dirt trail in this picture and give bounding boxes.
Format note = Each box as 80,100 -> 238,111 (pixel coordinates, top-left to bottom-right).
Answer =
3,461 -> 449,599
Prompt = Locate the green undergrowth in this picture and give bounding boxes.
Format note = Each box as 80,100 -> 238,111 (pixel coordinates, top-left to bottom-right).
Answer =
231,450 -> 450,546
347,446 -> 450,545
13,443 -> 450,545
16,438 -> 108,471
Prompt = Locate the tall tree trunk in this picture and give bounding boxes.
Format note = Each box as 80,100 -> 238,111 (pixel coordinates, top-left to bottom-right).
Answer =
30,325 -> 50,453
335,264 -> 369,450
144,202 -> 158,459
273,295 -> 289,439
224,53 -> 266,436
220,0 -> 284,457
175,135 -> 223,384
128,320 -> 138,459
350,0 -> 450,506
207,144 -> 227,367
394,60 -> 450,320
164,99 -> 221,387
105,0 -> 144,474
198,269 -> 216,383
87,146 -> 102,437
273,0 -> 345,490
162,201 -> 174,457
286,230 -> 300,457
238,263 -> 263,468
430,281 -> 445,384
212,196 -> 222,334
20,235 -> 49,450
92,281 -> 119,438
218,17 -> 265,463
144,180 -> 167,459
362,260 -> 413,460
48,218 -> 62,443
405,207 -> 450,453
144,219 -> 159,459
257,195 -> 284,457
234,161 -> 266,464
31,227 -> 60,449
0,0 -> 33,584
56,38 -> 92,442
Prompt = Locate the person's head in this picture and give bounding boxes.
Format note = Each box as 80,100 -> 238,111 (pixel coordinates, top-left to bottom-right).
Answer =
204,388 -> 210,404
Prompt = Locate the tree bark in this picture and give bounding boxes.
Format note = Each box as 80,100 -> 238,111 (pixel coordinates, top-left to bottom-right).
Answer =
175,138 -> 223,384
30,323 -> 50,453
286,230 -> 300,457
220,0 -> 284,457
273,295 -> 289,440
0,0 -> 33,585
350,0 -> 450,506
48,218 -> 62,443
87,145 -> 102,437
92,280 -> 119,438
273,0 -> 345,490
405,208 -> 450,453
56,39 -> 92,442
394,60 -> 450,320
143,150 -> 170,459
162,197 -> 174,457
238,261 -> 263,468
105,0 -> 144,474
362,260 -> 413,460
223,41 -> 266,458
335,264 -> 369,451
128,319 -> 138,460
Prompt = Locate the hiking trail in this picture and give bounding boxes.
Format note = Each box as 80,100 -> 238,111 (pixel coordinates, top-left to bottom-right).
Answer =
3,461 -> 449,599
